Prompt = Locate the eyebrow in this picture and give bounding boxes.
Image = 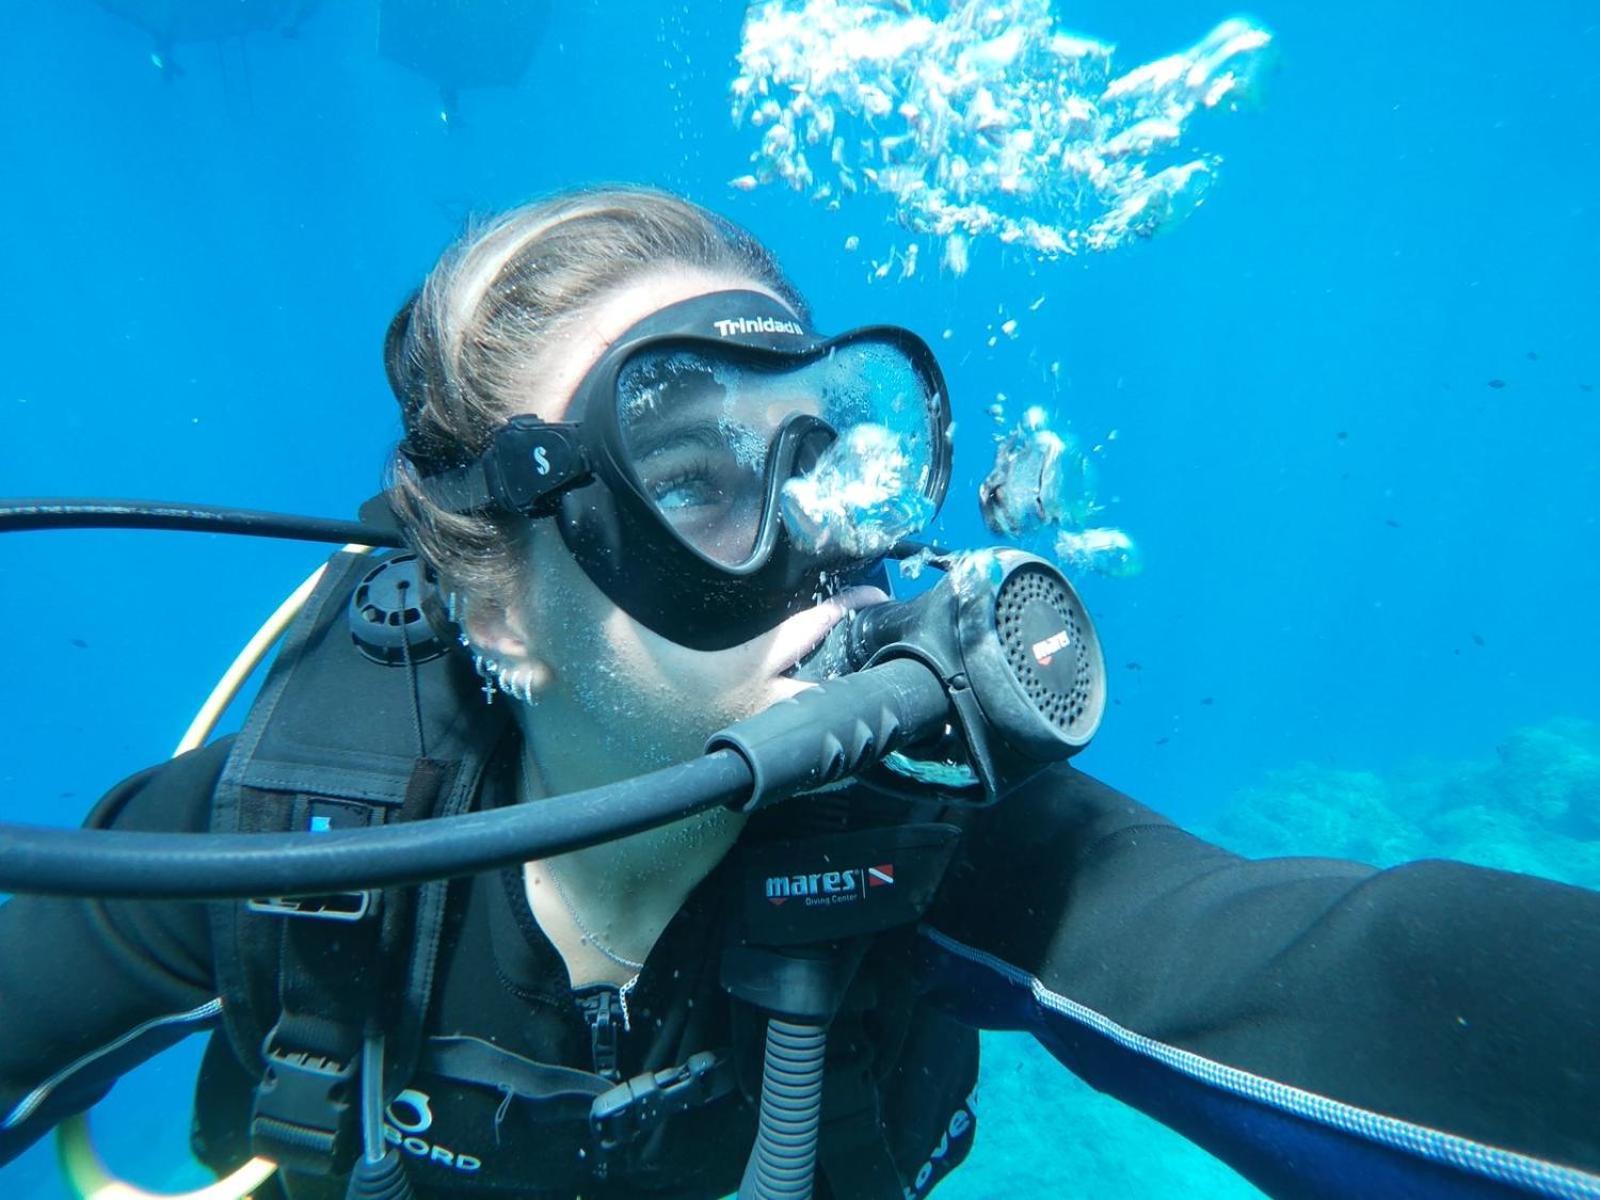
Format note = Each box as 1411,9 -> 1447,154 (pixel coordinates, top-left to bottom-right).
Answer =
629,418 -> 729,461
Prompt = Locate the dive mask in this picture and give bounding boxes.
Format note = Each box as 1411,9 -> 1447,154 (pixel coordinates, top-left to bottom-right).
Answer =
395,290 -> 953,649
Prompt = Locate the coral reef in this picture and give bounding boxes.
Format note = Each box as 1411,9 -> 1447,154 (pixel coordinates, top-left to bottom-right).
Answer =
1207,717 -> 1600,888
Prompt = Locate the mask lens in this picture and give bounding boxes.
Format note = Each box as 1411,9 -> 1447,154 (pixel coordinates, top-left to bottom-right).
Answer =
811,340 -> 938,487
618,349 -> 815,565
616,339 -> 942,567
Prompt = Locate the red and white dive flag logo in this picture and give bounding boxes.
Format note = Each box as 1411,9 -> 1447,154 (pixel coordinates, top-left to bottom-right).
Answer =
867,864 -> 894,887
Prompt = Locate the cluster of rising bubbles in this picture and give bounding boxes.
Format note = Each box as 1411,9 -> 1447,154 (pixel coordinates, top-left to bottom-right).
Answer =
980,406 -> 1142,578
781,423 -> 938,558
1054,526 -> 1140,579
731,1 -> 1273,269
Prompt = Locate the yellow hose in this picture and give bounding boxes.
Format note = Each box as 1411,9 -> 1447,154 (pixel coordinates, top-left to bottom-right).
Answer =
56,545 -> 373,1200
58,1115 -> 275,1200
173,556 -> 346,756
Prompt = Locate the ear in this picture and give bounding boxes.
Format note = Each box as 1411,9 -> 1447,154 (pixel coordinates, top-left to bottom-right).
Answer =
461,593 -> 554,701
460,593 -> 531,661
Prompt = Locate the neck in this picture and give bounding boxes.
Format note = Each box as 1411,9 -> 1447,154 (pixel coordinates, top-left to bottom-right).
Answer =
514,716 -> 745,989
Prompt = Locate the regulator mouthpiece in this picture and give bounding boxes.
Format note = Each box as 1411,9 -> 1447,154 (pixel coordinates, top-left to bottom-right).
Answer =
799,548 -> 1106,800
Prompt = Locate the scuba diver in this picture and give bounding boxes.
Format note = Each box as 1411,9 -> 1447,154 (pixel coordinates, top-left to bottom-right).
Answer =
0,186 -> 1597,1200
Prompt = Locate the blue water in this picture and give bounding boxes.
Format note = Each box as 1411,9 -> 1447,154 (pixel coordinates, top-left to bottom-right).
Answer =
1,2 -> 1596,1196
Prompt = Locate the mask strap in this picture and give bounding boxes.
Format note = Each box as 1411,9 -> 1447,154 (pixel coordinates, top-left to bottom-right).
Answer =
405,417 -> 591,518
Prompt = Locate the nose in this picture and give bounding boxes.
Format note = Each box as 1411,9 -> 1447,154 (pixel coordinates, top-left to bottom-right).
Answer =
788,417 -> 839,478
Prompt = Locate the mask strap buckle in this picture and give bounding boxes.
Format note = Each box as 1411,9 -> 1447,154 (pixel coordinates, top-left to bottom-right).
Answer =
408,416 -> 591,517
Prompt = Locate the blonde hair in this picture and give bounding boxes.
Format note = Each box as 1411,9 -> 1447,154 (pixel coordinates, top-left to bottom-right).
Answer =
384,185 -> 806,602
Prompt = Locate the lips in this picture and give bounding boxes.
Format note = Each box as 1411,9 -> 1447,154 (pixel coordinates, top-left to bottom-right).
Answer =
769,585 -> 889,677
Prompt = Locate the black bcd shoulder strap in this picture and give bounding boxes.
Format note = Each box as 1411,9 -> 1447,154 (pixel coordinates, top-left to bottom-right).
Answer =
204,548 -> 508,1178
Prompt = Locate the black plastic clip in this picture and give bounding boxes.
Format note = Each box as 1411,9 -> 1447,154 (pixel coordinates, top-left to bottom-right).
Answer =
589,1051 -> 727,1153
247,891 -> 375,921
250,1040 -> 360,1175
575,988 -> 625,1081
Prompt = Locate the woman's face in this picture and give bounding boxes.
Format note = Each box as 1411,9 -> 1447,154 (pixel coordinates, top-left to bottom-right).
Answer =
466,268 -> 884,791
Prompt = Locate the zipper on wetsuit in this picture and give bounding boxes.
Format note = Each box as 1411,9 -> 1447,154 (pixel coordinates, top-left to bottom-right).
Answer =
575,976 -> 637,1082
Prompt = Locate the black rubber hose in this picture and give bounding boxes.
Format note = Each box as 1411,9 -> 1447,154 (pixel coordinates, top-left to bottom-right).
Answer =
0,752 -> 753,899
344,1150 -> 415,1200
0,658 -> 952,900
740,1019 -> 828,1200
0,498 -> 931,560
348,1035 -> 415,1200
0,498 -> 404,548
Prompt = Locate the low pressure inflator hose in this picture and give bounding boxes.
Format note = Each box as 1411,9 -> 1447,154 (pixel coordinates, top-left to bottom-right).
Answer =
343,1034 -> 415,1200
739,1019 -> 829,1200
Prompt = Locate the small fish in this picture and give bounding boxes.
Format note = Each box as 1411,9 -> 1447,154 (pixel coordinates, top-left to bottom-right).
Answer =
58,791 -> 75,800
1581,383 -> 1594,393
1155,736 -> 1170,746
1385,518 -> 1402,528
1471,632 -> 1485,647
1200,697 -> 1214,706
1487,379 -> 1507,389
1526,351 -> 1539,361
1125,661 -> 1142,671
70,638 -> 88,650
1336,430 -> 1349,440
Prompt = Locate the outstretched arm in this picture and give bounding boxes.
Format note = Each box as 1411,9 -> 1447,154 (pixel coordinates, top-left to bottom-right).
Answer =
920,764 -> 1600,1199
0,740 -> 230,1165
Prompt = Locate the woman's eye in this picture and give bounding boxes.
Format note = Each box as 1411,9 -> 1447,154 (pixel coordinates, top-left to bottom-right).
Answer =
651,470 -> 723,512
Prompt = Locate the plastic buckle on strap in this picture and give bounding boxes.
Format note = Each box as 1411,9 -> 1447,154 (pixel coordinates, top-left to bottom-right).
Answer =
247,891 -> 376,921
250,1041 -> 360,1175
589,1051 -> 724,1153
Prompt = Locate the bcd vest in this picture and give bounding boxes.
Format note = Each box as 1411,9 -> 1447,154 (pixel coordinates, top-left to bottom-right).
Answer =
192,548 -> 974,1200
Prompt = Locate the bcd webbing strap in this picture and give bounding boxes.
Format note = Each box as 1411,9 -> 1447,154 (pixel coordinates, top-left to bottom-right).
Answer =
410,1034 -> 742,1181
232,750 -> 495,1178
250,795 -> 395,1176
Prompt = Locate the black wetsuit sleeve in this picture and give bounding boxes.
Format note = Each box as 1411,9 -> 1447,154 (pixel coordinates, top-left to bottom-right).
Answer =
0,738 -> 232,1166
921,764 -> 1600,1196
